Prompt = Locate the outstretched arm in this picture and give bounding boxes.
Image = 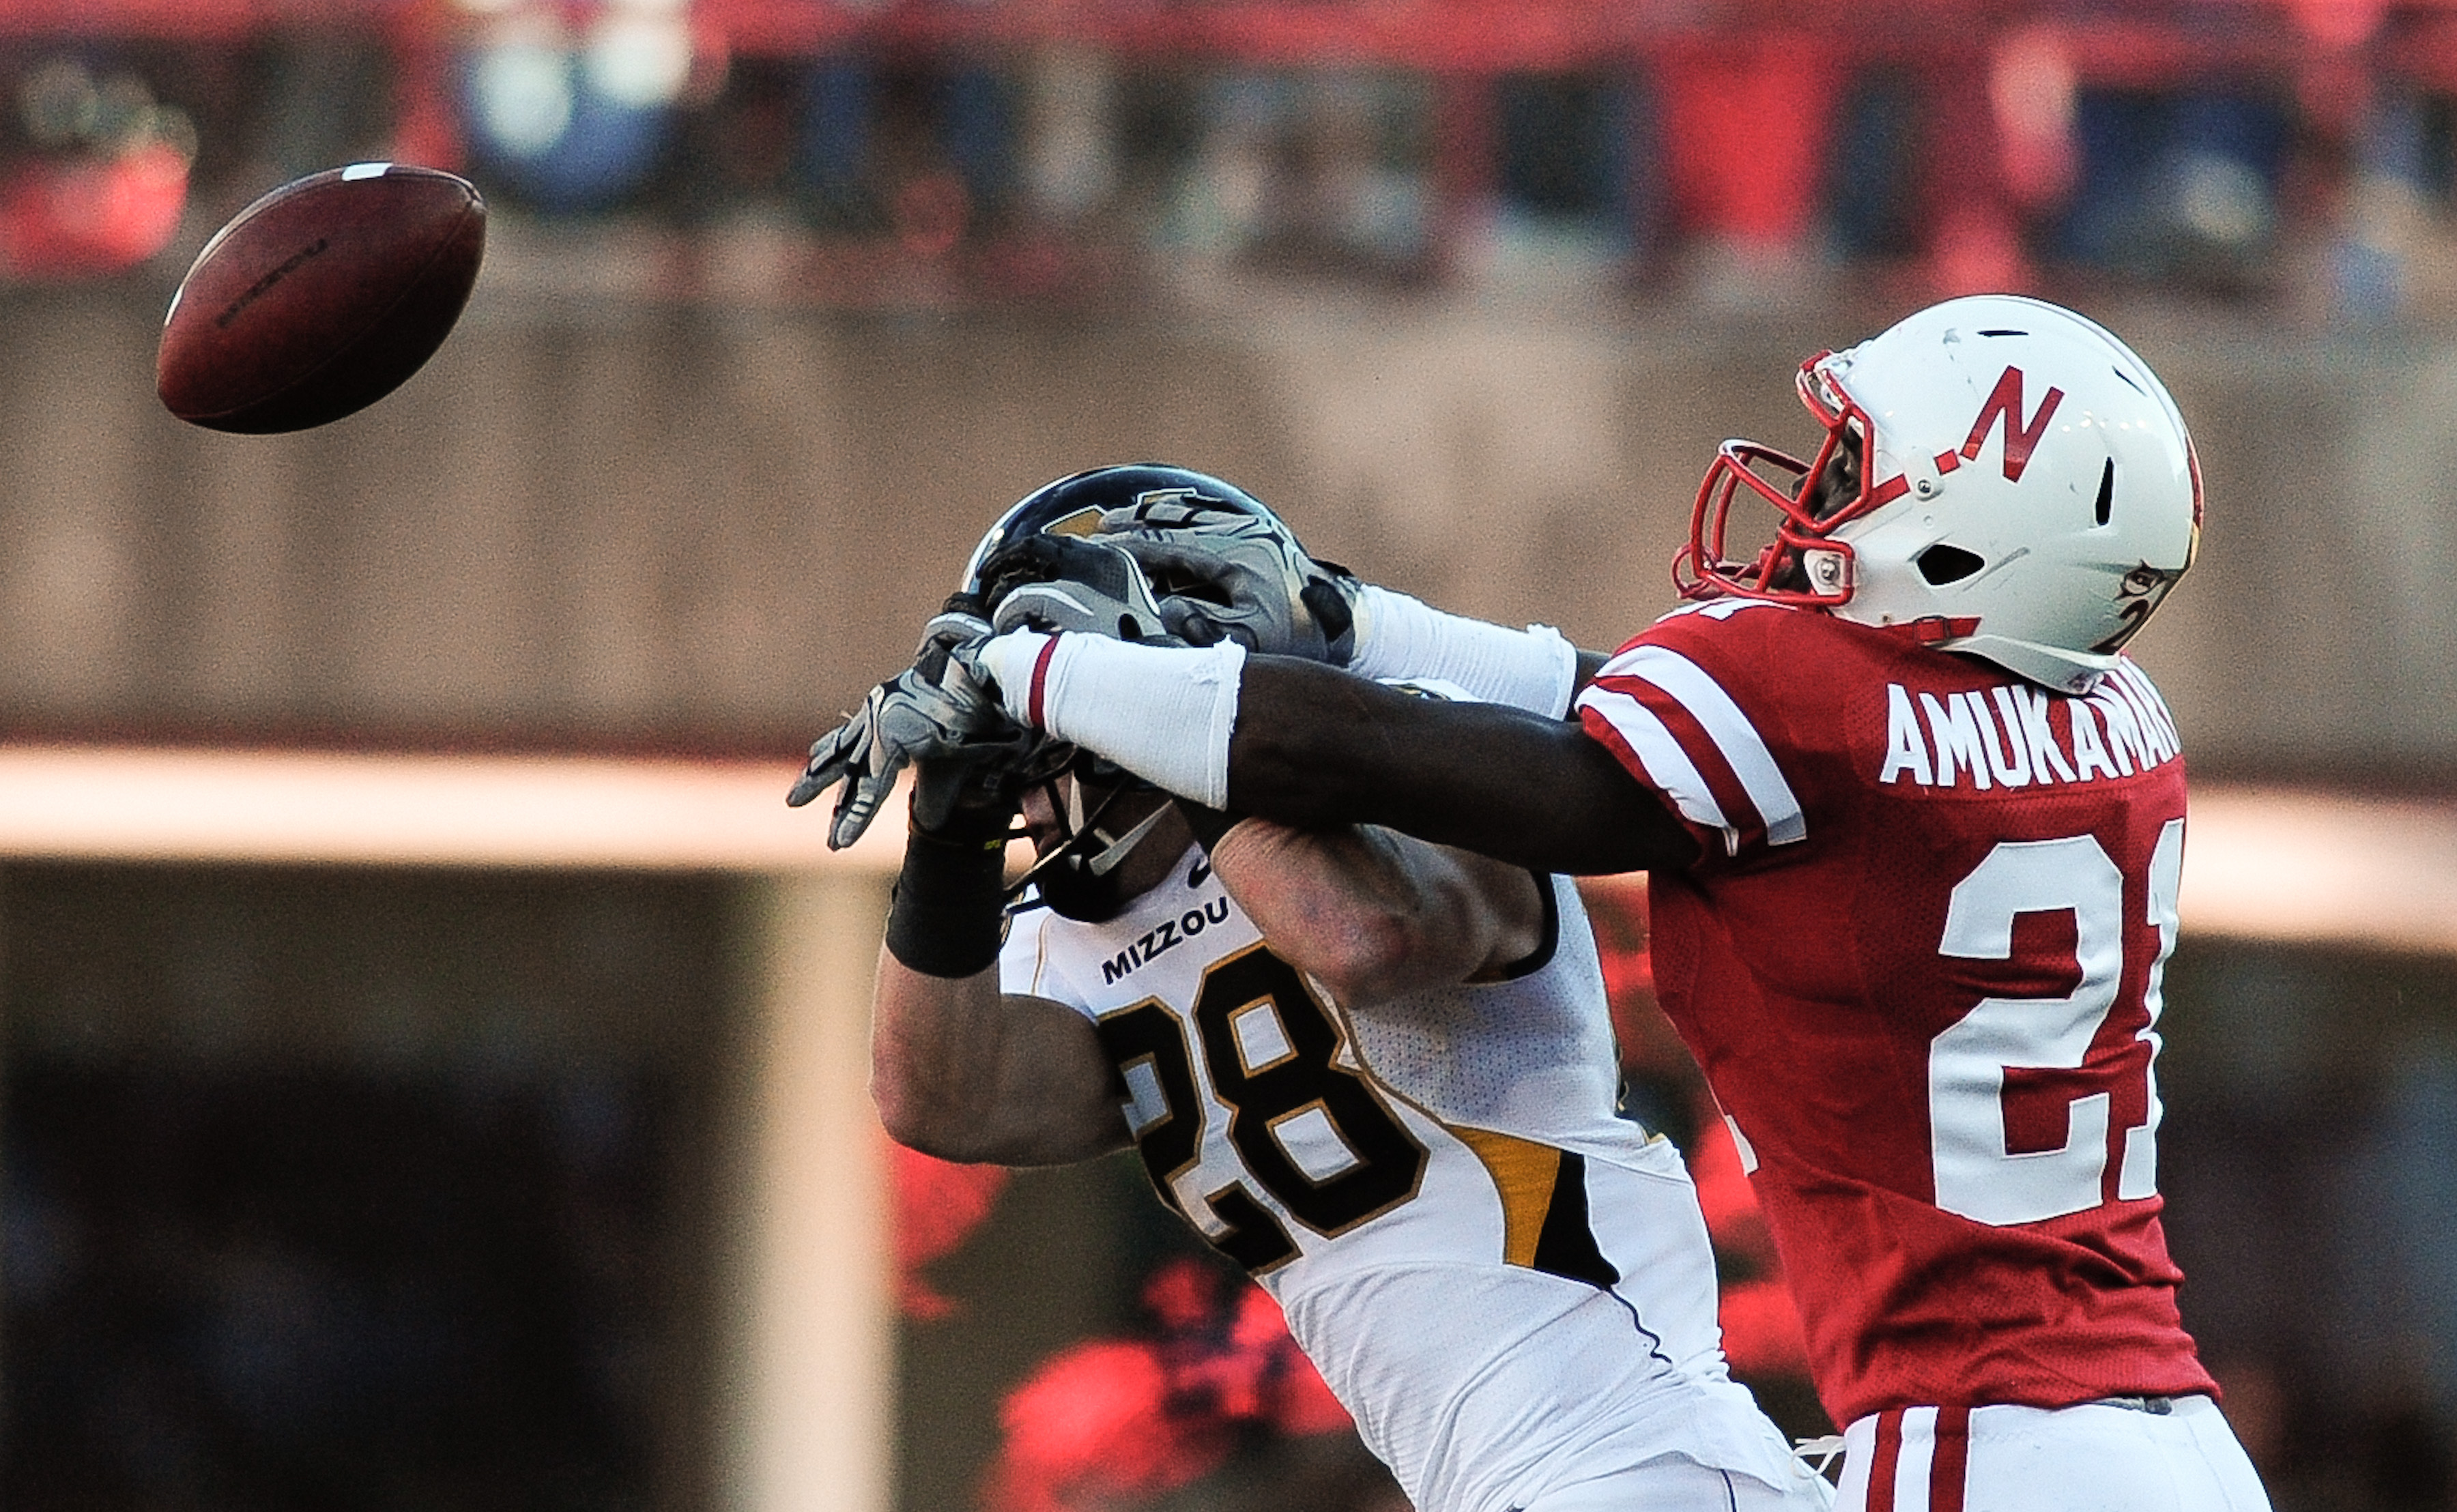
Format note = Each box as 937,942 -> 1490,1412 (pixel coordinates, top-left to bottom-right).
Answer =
1224,655 -> 1693,875
973,630 -> 1696,875
1207,817 -> 1546,1008
871,952 -> 1131,1165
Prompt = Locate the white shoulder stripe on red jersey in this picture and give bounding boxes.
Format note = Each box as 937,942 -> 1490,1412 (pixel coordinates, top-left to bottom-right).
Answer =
1601,647 -> 1806,847
1574,687 -> 1740,854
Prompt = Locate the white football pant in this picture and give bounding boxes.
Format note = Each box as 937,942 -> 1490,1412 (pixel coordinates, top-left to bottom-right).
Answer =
1833,1396 -> 2270,1512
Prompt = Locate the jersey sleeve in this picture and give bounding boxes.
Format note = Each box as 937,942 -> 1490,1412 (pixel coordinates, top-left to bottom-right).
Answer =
996,906 -> 1086,1012
1570,602 -> 1817,870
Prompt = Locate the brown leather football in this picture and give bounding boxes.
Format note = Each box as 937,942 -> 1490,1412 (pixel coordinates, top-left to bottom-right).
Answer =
157,163 -> 485,433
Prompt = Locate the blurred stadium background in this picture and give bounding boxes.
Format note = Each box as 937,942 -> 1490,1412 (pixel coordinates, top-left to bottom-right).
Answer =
1,1 -> 2455,1509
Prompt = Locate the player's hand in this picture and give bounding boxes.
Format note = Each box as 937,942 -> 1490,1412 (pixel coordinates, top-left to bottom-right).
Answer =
1091,501 -> 1359,663
975,532 -> 1182,645
786,611 -> 1035,849
900,605 -> 1051,837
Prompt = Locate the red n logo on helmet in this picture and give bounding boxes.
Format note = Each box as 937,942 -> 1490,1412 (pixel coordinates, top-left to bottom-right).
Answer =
1960,366 -> 2065,482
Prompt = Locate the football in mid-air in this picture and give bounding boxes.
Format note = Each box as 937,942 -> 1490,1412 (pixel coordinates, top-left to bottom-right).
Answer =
157,162 -> 485,434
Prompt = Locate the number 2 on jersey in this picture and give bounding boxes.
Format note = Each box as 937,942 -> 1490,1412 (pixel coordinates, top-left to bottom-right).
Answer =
1095,944 -> 1429,1273
1928,820 -> 2184,1226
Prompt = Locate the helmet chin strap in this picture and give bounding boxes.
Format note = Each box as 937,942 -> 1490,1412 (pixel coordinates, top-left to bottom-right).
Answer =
1086,804 -> 1172,876
1004,776 -> 1176,918
1007,778 -> 1126,903
1059,772 -> 1172,877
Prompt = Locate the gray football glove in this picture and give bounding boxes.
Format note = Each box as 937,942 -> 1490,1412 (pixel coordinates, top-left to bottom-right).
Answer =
1091,500 -> 1359,663
786,610 -> 1035,849
977,531 -> 1181,644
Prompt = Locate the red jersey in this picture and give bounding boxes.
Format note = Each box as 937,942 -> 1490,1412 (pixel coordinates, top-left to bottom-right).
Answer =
1572,598 -> 2216,1427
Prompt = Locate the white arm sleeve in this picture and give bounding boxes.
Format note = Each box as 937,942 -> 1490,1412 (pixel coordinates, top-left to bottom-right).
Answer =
975,630 -> 1244,809
1346,585 -> 1578,718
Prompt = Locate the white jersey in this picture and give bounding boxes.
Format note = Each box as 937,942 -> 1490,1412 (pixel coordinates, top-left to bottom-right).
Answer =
1001,845 -> 1807,1512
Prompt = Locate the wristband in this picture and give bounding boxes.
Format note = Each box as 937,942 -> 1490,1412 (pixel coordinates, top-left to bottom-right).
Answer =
1348,585 -> 1578,718
883,823 -> 1011,978
977,630 -> 1242,808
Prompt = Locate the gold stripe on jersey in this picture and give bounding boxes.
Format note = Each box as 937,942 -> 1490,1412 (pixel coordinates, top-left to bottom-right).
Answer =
1448,1125 -> 1562,1268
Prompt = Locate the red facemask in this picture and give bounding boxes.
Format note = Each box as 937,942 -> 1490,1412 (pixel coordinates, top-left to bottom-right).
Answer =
1671,353 -> 1912,606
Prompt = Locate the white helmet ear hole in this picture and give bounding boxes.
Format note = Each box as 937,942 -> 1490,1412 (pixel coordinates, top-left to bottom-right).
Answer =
2093,457 -> 2116,527
1916,544 -> 1986,585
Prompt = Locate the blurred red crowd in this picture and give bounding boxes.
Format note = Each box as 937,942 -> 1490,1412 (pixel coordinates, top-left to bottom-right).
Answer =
6,1 -> 2456,63
10,0 -> 2457,295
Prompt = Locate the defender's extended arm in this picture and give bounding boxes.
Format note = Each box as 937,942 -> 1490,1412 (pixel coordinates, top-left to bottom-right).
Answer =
976,632 -> 1697,877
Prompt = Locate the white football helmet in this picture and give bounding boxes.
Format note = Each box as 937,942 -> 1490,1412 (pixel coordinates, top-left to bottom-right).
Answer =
1676,295 -> 2202,693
